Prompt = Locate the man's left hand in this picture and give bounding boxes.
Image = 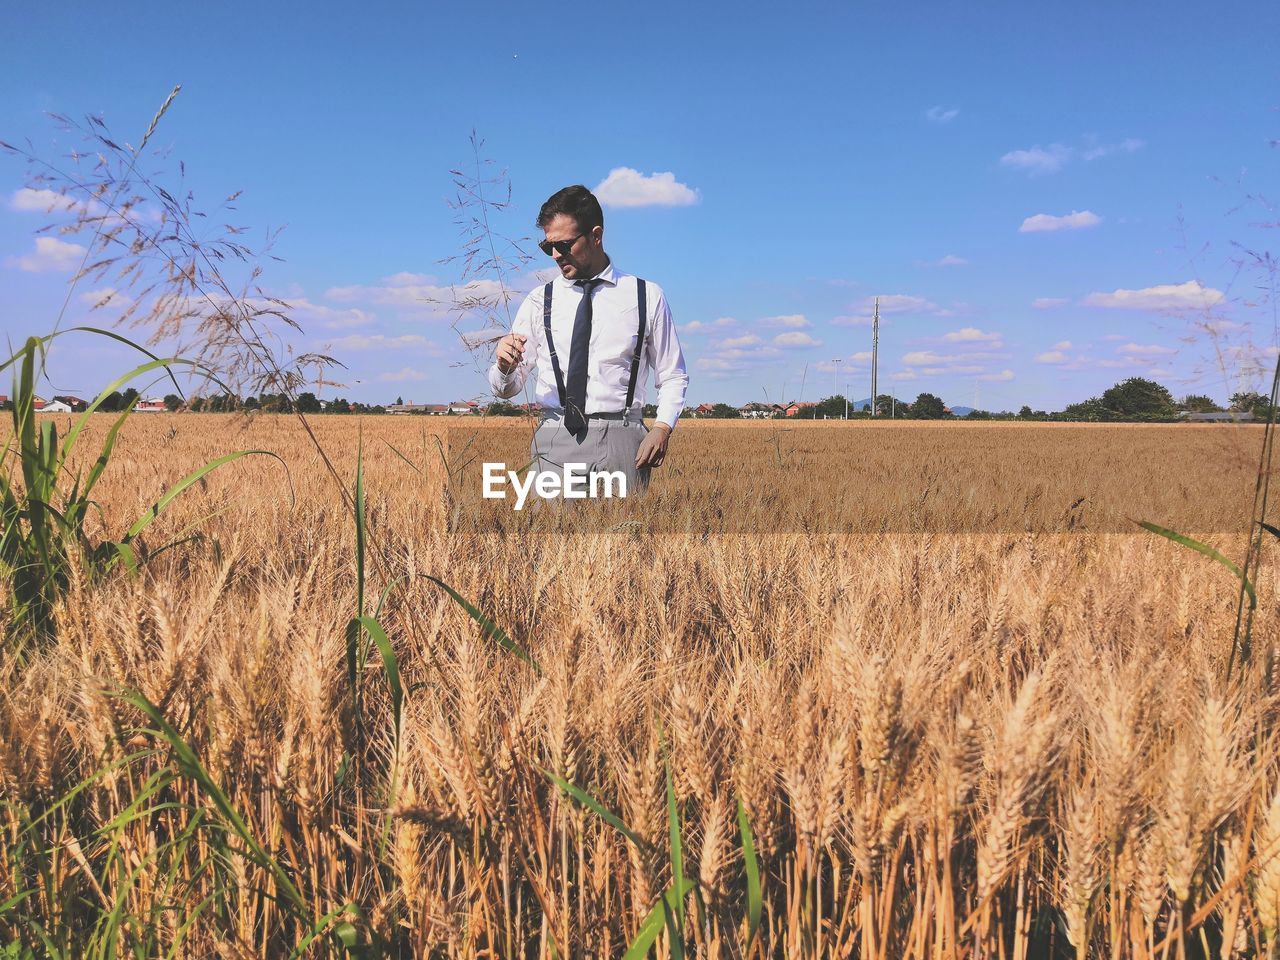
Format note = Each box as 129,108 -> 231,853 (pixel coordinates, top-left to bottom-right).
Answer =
636,422 -> 671,468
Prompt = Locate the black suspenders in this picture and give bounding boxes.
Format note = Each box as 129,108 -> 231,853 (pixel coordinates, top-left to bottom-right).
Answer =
542,278 -> 648,422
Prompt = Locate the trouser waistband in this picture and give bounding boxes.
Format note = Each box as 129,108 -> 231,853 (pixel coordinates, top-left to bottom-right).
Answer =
540,409 -> 640,423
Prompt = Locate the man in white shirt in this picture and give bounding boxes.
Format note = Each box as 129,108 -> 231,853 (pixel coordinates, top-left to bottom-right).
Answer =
488,185 -> 689,492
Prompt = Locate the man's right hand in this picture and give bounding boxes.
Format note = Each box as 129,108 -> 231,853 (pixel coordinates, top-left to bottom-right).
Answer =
496,333 -> 527,374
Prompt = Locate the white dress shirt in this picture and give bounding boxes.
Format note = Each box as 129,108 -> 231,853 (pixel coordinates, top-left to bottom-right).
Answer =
488,260 -> 689,430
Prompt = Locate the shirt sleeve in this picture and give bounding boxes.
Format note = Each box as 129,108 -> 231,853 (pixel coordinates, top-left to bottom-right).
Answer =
488,291 -> 539,398
645,285 -> 689,430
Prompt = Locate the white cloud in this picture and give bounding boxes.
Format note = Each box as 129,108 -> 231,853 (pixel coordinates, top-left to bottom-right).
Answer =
979,369 -> 1015,381
926,106 -> 959,123
936,254 -> 967,266
1053,340 -> 1072,350
1033,297 -> 1068,309
1082,281 -> 1225,311
718,333 -> 763,349
773,331 -> 822,348
815,351 -> 874,373
7,236 -> 87,273
10,187 -> 89,215
943,327 -> 1001,343
759,314 -> 811,329
1035,351 -> 1069,364
1081,137 -> 1144,161
328,333 -> 435,351
891,370 -> 918,381
833,293 -> 947,325
903,350 -> 947,366
1019,210 -> 1102,233
1000,143 -> 1073,175
680,317 -> 736,333
325,276 -> 511,318
384,271 -> 436,286
79,287 -> 134,309
592,167 -> 700,208
1118,342 -> 1176,356
378,367 -> 427,382
1001,138 -> 1143,175
9,186 -> 160,225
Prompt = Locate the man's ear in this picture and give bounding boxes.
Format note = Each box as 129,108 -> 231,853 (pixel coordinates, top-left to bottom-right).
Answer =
591,226 -> 604,246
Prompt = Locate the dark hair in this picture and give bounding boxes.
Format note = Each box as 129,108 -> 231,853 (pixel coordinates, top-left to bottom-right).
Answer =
537,185 -> 604,234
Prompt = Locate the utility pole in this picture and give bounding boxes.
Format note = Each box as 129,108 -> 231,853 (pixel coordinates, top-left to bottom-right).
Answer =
831,358 -> 843,419
871,296 -> 880,417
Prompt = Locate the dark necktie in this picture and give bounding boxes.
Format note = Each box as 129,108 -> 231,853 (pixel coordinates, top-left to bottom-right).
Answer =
564,278 -> 602,435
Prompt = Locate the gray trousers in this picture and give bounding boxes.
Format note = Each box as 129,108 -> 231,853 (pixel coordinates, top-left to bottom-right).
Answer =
530,417 -> 651,495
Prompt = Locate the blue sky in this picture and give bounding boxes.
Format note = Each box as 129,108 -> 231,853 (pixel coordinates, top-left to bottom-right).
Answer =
2,0 -> 1277,411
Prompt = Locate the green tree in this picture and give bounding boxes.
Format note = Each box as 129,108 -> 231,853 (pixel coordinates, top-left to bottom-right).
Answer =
643,403 -> 658,418
1099,377 -> 1175,418
1060,397 -> 1111,421
163,393 -> 182,412
911,393 -> 947,419
295,392 -> 321,414
812,395 -> 849,419
1179,394 -> 1223,413
395,395 -> 404,406
705,402 -> 741,419
1230,391 -> 1274,419
486,401 -> 522,416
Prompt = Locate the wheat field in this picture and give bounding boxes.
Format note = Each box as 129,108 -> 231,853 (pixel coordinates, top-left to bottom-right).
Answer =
2,414 -> 1279,958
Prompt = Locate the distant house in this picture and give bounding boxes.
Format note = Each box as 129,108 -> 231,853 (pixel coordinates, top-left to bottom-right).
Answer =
386,402 -> 421,415
53,395 -> 89,411
781,401 -> 814,417
692,402 -> 717,417
134,397 -> 167,413
447,401 -> 478,415
517,402 -> 542,414
41,400 -> 73,413
1181,411 -> 1257,423
32,395 -> 46,411
739,401 -> 773,419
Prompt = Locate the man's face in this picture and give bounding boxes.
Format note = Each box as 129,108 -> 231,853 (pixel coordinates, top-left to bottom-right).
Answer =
543,213 -> 604,280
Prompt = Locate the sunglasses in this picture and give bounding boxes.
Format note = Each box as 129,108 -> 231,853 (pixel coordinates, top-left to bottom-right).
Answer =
538,233 -> 584,257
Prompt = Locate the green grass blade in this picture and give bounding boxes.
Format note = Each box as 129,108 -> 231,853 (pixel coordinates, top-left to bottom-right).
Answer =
663,729 -> 686,937
1135,520 -> 1256,608
421,574 -> 541,674
349,614 -> 403,748
355,429 -> 365,621
373,575 -> 405,620
62,356 -> 202,459
621,879 -> 697,960
123,450 -> 286,542
115,690 -> 306,913
287,901 -> 365,959
382,438 -> 423,476
538,766 -> 647,850
737,797 -> 762,951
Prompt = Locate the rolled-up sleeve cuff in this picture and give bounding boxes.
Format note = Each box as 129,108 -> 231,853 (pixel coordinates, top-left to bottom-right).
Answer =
489,364 -> 515,397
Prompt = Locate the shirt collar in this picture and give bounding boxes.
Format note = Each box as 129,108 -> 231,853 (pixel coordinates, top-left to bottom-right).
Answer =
556,258 -> 619,288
